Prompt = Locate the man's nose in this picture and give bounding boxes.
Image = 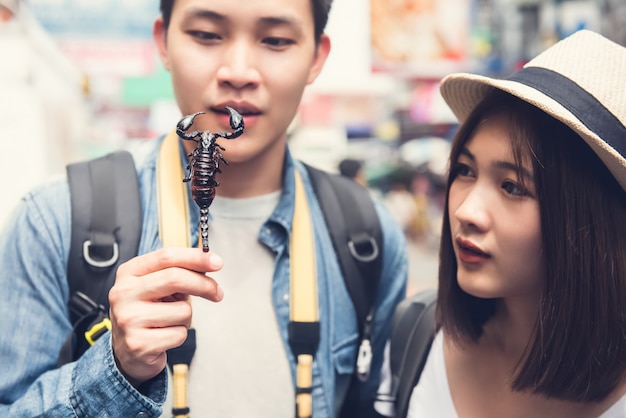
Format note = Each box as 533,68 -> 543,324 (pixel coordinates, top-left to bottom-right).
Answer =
216,40 -> 261,89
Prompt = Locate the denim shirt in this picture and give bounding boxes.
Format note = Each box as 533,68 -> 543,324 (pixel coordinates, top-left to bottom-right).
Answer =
0,135 -> 407,417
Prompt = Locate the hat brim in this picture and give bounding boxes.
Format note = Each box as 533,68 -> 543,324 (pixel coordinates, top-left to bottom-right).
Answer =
440,73 -> 626,191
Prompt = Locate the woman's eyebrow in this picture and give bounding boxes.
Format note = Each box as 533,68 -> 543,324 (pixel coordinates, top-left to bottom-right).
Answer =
460,147 -> 533,179
493,161 -> 532,179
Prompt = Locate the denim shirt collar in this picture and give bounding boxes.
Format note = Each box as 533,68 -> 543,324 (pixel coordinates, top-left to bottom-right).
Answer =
261,149 -> 296,252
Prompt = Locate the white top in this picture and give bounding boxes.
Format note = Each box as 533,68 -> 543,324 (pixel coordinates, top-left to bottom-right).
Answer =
162,191 -> 294,417
406,331 -> 458,418
407,331 -> 626,418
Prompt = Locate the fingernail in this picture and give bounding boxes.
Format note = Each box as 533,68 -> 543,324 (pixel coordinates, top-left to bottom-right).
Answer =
209,253 -> 223,268
216,286 -> 224,301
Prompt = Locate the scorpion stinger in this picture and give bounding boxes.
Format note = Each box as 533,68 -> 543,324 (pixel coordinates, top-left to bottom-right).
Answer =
175,107 -> 245,252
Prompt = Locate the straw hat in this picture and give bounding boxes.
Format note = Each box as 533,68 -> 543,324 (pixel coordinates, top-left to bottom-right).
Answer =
439,30 -> 626,191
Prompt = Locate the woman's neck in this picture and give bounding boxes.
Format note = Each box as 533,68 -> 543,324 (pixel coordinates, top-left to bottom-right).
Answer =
481,295 -> 540,364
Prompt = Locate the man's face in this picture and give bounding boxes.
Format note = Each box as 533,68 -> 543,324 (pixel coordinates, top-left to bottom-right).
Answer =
154,0 -> 330,166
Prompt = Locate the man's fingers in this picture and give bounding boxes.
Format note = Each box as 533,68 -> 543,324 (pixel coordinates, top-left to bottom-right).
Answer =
119,247 -> 223,277
111,247 -> 224,303
112,300 -> 194,331
136,267 -> 223,302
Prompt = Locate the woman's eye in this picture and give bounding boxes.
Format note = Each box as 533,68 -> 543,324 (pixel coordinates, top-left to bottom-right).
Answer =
502,180 -> 529,197
451,163 -> 473,179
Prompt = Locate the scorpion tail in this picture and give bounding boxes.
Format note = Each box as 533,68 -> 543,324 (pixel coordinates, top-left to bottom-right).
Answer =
199,207 -> 210,252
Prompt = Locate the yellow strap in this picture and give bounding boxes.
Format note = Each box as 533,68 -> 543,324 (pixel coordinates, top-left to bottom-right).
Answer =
290,170 -> 318,418
290,170 -> 318,322
157,139 -> 318,417
157,131 -> 191,249
157,131 -> 193,418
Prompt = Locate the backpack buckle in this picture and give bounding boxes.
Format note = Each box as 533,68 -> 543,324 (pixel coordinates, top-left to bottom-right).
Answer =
348,233 -> 379,263
84,317 -> 112,345
356,338 -> 373,382
83,240 -> 119,268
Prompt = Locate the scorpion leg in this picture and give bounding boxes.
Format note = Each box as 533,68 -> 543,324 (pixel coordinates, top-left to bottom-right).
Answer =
183,166 -> 193,182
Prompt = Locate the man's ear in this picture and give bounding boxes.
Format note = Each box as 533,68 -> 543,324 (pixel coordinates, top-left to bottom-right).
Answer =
307,34 -> 331,84
153,17 -> 171,71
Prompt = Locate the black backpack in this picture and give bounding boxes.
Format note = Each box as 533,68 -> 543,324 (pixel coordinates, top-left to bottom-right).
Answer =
384,289 -> 437,418
59,150 -> 436,417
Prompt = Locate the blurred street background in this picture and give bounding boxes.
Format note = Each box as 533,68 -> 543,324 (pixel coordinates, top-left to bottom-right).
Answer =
1,0 -> 625,294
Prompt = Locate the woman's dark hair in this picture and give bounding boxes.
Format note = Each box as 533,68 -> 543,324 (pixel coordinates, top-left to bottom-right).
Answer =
159,0 -> 333,43
437,89 -> 626,402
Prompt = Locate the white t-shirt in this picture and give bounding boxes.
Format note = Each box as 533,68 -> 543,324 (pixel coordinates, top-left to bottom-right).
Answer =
407,331 -> 626,418
162,191 -> 294,417
406,331 -> 457,417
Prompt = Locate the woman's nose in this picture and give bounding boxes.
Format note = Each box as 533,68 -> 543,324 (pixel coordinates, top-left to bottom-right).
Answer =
452,185 -> 491,231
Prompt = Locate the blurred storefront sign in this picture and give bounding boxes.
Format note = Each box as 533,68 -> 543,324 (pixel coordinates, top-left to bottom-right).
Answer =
54,38 -> 155,76
370,0 -> 472,78
27,0 -> 156,76
27,0 -> 155,38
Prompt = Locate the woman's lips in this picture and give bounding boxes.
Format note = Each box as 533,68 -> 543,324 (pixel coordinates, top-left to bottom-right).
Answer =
455,237 -> 491,264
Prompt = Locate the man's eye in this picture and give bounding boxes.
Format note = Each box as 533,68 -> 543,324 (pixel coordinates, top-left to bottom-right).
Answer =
189,31 -> 220,41
263,37 -> 294,48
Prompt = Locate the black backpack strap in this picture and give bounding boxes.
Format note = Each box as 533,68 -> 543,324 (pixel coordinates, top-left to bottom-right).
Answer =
58,150 -> 142,366
388,289 -> 437,418
304,164 -> 382,336
303,164 -> 383,416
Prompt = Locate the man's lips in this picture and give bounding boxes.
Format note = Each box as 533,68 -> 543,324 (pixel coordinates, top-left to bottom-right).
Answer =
212,102 -> 261,116
455,237 -> 491,264
212,103 -> 261,129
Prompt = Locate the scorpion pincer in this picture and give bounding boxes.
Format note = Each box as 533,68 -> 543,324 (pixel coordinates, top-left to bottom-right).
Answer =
176,106 -> 245,252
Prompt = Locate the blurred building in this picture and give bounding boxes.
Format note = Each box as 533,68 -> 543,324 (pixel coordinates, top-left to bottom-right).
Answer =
0,0 -> 89,227
3,0 -> 622,289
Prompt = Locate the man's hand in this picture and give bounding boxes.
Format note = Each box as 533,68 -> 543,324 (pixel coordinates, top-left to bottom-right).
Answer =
108,247 -> 223,387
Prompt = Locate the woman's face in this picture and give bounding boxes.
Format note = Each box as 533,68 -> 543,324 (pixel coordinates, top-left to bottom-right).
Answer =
448,114 -> 545,302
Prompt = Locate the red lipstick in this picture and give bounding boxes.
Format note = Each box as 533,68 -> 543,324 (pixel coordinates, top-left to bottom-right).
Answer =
455,237 -> 491,264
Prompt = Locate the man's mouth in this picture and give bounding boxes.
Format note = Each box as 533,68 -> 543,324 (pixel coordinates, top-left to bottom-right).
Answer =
212,103 -> 261,117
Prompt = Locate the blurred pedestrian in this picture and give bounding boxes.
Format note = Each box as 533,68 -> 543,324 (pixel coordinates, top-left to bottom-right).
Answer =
338,158 -> 367,187
384,179 -> 419,241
